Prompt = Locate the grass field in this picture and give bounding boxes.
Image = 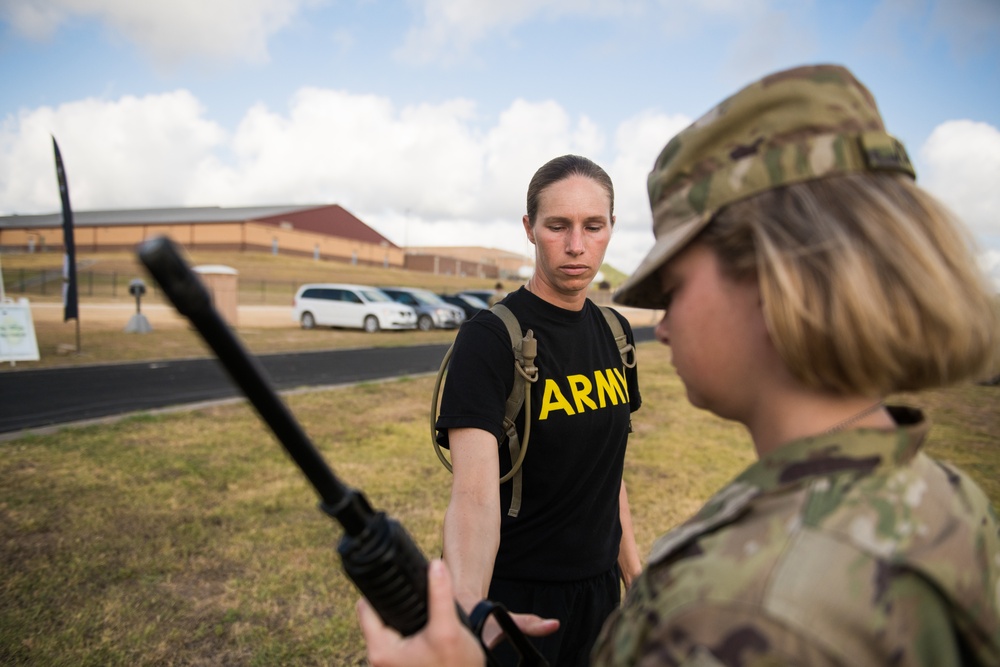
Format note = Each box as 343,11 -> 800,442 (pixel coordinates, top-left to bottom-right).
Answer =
2,339 -> 998,665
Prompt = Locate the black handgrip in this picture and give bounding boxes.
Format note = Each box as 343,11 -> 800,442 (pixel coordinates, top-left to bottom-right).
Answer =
336,510 -> 429,636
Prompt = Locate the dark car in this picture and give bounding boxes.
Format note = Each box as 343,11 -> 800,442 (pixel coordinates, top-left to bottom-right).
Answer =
379,287 -> 466,331
439,293 -> 489,319
460,289 -> 503,306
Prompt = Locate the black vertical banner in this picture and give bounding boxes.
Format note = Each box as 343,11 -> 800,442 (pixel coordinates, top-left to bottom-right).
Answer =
52,136 -> 79,323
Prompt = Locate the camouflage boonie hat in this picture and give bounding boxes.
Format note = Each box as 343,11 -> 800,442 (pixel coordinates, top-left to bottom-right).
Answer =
614,64 -> 915,309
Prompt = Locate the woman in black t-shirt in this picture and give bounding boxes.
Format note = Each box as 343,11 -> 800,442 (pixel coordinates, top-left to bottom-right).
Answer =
434,154 -> 642,667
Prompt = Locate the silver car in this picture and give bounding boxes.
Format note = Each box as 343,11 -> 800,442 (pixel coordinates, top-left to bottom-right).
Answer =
379,287 -> 466,331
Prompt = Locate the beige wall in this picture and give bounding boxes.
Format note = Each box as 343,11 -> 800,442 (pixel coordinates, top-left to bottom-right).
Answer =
404,253 -> 499,278
0,221 -> 406,268
408,245 -> 532,278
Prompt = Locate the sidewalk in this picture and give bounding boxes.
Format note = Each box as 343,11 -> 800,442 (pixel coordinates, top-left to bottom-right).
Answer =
26,301 -> 662,330
27,301 -> 294,329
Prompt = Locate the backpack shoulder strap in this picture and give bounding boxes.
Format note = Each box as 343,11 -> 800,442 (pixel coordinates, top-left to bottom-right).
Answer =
488,303 -> 536,517
488,304 -> 530,446
435,304 -> 632,520
598,305 -> 637,369
489,304 -> 521,354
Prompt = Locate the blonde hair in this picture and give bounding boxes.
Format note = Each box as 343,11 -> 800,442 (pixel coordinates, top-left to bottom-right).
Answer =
703,172 -> 999,395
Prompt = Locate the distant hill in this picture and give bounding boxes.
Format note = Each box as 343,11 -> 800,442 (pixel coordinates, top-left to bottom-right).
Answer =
599,263 -> 629,287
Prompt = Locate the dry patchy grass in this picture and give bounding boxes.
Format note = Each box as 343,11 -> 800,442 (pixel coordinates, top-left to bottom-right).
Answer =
1,342 -> 997,665
1,384 -> 444,666
18,319 -> 458,370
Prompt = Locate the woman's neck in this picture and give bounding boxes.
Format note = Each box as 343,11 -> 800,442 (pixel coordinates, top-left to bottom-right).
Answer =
525,276 -> 588,311
746,391 -> 895,458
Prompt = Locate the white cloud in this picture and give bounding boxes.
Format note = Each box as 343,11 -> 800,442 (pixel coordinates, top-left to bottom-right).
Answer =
195,91 -> 606,221
396,0 -> 806,69
0,0 -> 64,39
0,0 -> 311,66
722,7 -> 817,83
653,0 -> 788,41
0,89 -> 626,264
861,0 -> 1000,62
395,0 -> 641,64
929,0 -> 1000,59
7,86 -> 996,280
477,99 -> 606,218
979,250 -> 1000,291
0,91 -> 226,211
919,119 -> 1000,289
212,88 -> 489,216
606,110 -> 693,273
36,88 -> 990,283
919,119 -> 1000,240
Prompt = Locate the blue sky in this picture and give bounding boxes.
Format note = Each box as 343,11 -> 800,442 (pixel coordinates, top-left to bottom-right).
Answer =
1,0 -> 998,283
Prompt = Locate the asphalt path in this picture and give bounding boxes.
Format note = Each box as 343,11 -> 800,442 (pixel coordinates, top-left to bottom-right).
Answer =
2,327 -> 654,435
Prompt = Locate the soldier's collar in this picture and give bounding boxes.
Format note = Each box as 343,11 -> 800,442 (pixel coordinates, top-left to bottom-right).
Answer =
646,406 -> 928,565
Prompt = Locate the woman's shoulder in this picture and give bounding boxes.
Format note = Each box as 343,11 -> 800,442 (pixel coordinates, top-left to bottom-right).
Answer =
453,307 -> 518,356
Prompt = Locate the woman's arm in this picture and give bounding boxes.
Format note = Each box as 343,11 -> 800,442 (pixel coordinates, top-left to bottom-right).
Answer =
442,427 -> 503,613
617,480 -> 643,590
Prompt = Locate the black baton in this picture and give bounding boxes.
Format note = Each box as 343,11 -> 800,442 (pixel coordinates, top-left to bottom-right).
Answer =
137,235 -> 548,666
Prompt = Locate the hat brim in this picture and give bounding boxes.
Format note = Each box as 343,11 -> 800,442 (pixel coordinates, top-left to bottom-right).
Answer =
612,212 -> 711,309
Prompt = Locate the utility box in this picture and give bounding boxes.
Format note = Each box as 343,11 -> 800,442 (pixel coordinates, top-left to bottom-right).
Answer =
193,265 -> 239,326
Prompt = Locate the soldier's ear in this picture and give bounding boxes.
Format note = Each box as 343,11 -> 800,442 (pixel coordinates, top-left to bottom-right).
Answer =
523,216 -> 536,244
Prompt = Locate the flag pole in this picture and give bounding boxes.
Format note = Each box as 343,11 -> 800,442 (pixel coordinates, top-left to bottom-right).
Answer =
52,136 -> 81,353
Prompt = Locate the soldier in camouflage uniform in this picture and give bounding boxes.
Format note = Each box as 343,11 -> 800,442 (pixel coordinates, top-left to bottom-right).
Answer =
358,64 -> 1000,666
592,62 -> 1000,667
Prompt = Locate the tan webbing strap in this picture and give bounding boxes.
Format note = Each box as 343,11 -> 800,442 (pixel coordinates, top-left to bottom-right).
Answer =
599,306 -> 637,369
599,305 -> 636,434
433,303 -> 627,520
490,304 -> 533,517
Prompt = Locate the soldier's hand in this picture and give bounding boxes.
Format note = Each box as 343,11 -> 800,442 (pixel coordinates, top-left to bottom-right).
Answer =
358,559 -> 486,667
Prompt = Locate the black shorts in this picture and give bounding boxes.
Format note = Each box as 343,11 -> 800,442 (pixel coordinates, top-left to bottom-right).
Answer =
487,565 -> 621,667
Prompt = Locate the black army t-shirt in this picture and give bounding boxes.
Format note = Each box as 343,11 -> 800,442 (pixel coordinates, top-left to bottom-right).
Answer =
436,287 -> 641,582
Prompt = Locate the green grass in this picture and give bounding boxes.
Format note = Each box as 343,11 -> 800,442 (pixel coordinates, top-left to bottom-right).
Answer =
2,342 -> 998,665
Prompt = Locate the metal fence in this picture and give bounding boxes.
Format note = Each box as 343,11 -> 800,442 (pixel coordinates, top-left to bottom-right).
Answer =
2,269 -> 300,305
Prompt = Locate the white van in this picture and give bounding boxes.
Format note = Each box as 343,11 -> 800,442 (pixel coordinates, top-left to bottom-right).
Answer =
293,284 -> 417,332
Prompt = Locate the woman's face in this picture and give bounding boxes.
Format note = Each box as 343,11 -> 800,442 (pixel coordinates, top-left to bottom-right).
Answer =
523,174 -> 613,303
654,242 -> 773,421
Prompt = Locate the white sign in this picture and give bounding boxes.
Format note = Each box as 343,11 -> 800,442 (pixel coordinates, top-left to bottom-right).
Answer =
0,299 -> 41,362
